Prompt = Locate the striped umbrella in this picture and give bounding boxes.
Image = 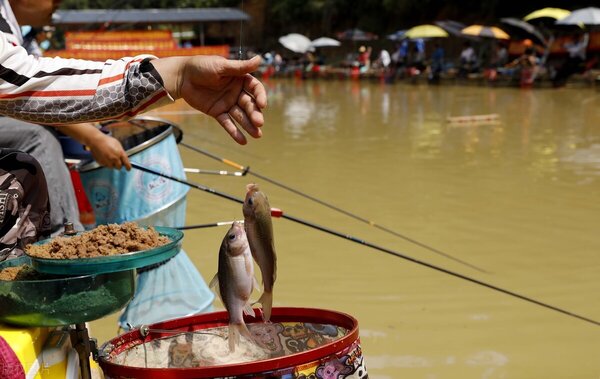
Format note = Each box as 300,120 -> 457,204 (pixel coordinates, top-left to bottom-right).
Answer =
461,25 -> 510,39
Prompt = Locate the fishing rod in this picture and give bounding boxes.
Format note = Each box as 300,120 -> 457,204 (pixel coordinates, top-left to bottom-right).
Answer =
176,220 -> 239,230
184,167 -> 249,176
178,140 -> 487,273
131,162 -> 600,327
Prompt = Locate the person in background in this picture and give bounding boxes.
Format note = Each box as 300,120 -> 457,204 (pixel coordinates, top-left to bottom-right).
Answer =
429,42 -> 445,84
492,41 -> 508,68
377,48 -> 391,69
504,39 -> 539,87
553,32 -> 590,87
458,41 -> 477,78
484,40 -> 508,82
407,41 -> 426,76
357,45 -> 372,72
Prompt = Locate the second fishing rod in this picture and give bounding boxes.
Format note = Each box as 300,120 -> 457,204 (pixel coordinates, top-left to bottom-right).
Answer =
131,162 -> 600,328
179,138 -> 489,273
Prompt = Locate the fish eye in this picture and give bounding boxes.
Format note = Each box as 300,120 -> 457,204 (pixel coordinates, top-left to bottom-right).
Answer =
247,198 -> 253,206
228,233 -> 236,240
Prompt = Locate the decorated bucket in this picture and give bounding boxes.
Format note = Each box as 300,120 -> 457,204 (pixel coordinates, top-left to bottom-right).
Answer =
99,307 -> 367,378
78,121 -> 189,225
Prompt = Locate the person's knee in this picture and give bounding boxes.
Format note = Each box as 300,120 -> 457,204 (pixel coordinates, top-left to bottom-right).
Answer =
28,126 -> 63,158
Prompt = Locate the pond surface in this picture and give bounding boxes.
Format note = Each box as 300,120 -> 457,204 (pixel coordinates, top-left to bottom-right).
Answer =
92,80 -> 600,378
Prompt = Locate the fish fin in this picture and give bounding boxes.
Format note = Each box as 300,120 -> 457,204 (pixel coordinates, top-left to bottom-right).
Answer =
252,276 -> 260,292
256,291 -> 273,322
243,304 -> 256,317
228,322 -> 253,353
208,274 -> 223,304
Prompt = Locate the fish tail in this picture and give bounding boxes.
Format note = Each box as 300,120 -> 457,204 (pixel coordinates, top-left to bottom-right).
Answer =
256,291 -> 273,322
228,322 -> 253,353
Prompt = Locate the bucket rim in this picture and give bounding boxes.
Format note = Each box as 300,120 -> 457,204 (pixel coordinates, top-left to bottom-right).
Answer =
99,307 -> 360,378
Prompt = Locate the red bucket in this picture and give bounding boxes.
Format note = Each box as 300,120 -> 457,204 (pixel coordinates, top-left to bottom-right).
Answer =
99,307 -> 367,378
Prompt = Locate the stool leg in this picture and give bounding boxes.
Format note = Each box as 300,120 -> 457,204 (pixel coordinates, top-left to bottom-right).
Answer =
70,323 -> 92,379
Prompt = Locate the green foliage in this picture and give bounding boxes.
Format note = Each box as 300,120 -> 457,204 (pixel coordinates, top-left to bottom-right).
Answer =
58,0 -> 600,42
59,0 -> 237,9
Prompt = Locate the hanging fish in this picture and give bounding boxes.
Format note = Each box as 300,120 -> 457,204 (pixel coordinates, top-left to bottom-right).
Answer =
209,221 -> 256,352
243,183 -> 277,322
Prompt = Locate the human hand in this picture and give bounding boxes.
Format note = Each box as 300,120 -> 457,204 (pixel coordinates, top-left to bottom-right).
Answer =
87,133 -> 131,171
153,55 -> 267,145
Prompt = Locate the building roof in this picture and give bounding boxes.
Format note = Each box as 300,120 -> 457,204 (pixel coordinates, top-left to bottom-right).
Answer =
53,8 -> 250,25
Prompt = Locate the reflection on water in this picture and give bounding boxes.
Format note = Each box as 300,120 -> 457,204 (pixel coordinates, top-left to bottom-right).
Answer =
92,81 -> 600,378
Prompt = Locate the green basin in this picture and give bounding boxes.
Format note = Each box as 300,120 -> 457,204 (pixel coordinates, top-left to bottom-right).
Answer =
0,257 -> 135,327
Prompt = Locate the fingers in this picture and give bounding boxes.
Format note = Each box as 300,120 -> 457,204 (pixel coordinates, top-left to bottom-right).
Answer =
229,104 -> 261,138
216,113 -> 247,145
243,74 -> 268,110
121,153 -> 132,171
92,148 -> 130,170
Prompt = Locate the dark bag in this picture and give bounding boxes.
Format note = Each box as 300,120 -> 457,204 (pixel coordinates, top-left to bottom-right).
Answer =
0,149 -> 51,261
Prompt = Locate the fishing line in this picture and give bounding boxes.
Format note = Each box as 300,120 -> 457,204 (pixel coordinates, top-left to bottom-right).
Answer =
178,142 -> 487,273
131,162 -> 600,327
239,0 -> 244,60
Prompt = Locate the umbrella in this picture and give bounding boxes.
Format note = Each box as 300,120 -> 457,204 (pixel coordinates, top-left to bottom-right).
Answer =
386,29 -> 406,41
310,37 -> 341,48
523,7 -> 571,22
278,33 -> 314,54
336,28 -> 378,41
404,24 -> 449,39
556,7 -> 600,25
500,17 -> 547,46
435,20 -> 467,36
461,25 -> 510,39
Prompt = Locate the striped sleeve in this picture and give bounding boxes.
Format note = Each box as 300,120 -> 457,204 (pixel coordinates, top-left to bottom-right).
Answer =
0,33 -> 174,125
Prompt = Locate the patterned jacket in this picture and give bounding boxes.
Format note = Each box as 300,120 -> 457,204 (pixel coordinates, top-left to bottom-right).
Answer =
0,2 -> 173,125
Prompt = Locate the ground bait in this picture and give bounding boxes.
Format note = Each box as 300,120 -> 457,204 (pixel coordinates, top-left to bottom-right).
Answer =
0,265 -> 43,281
26,222 -> 169,259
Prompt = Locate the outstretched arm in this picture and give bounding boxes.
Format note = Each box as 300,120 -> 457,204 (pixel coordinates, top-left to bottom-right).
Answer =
0,34 -> 267,144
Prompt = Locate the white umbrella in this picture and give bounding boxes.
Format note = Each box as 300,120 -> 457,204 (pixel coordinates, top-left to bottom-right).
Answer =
310,37 -> 341,48
556,7 -> 600,25
278,33 -> 314,54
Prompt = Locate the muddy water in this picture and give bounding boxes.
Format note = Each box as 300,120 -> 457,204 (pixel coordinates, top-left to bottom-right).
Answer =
91,81 -> 600,378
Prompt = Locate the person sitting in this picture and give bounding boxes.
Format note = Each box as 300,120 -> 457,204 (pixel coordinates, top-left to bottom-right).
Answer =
0,0 -> 131,236
505,40 -> 539,87
357,45 -> 372,72
553,32 -> 590,87
429,42 -> 445,84
458,41 -> 478,78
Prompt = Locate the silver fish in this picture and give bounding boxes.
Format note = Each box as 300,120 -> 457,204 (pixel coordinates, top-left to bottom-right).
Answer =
209,221 -> 256,352
242,183 -> 277,322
